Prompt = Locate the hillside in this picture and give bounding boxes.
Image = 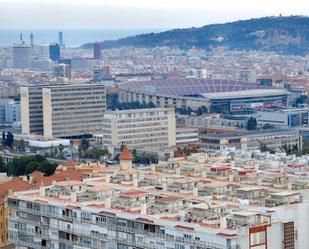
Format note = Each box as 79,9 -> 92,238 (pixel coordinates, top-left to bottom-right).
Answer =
82,16 -> 309,55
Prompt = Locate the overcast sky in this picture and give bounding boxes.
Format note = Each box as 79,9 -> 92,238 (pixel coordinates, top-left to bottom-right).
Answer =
0,0 -> 308,29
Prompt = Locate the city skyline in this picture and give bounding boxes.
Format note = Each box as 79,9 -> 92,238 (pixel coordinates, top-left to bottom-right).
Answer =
0,0 -> 308,29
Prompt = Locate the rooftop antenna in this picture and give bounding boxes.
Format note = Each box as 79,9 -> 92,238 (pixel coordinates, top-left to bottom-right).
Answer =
19,32 -> 23,42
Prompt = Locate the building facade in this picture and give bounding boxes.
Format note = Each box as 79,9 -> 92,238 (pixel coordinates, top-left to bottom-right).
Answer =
102,108 -> 176,152
20,86 -> 44,135
200,128 -> 302,152
21,84 -> 106,138
0,99 -> 20,125
49,43 -> 60,62
257,108 -> 309,128
42,84 -> 106,138
13,43 -> 31,69
176,128 -> 199,145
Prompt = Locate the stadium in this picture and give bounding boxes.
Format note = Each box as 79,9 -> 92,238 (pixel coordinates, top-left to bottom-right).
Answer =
118,78 -> 289,113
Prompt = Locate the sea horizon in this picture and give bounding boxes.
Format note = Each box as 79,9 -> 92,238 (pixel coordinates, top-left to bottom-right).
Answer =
0,28 -> 163,48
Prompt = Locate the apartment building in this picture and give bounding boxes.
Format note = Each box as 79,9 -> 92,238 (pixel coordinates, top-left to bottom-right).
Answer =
102,107 -> 176,153
21,84 -> 106,138
7,148 -> 309,249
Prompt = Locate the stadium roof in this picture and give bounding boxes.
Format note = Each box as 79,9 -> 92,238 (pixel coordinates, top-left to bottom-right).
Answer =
201,89 -> 288,100
119,78 -> 286,99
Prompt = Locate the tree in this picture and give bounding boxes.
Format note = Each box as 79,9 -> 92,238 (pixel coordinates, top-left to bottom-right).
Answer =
79,138 -> 90,158
5,155 -> 57,176
14,139 -> 26,152
4,132 -> 14,148
2,131 -> 5,146
246,117 -> 257,130
0,156 -> 5,172
262,123 -> 274,129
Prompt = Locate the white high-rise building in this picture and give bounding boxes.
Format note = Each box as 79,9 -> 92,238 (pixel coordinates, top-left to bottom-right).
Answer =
12,43 -> 31,69
102,107 -> 176,153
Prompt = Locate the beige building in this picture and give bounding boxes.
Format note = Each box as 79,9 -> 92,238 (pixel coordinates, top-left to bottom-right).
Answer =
21,84 -> 106,138
20,85 -> 44,135
102,107 -> 176,152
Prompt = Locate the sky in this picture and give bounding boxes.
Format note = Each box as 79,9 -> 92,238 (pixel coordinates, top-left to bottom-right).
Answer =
0,0 -> 308,29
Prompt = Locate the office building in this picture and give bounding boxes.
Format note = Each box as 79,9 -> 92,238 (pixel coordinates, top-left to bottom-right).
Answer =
42,84 -> 106,138
12,43 -> 31,69
102,107 -> 176,152
20,86 -> 44,135
49,43 -> 60,62
21,84 -> 106,138
93,42 -> 102,60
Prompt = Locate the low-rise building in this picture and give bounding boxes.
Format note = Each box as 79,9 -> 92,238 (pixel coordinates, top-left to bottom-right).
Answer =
176,128 -> 199,145
257,107 -> 309,127
200,128 -> 302,152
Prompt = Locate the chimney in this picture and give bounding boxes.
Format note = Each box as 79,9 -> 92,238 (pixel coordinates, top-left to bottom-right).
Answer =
133,174 -> 138,187
193,187 -> 198,197
257,178 -> 262,186
228,174 -> 234,182
105,197 -> 111,208
220,216 -> 227,229
140,202 -> 147,215
150,164 -> 156,171
287,182 -> 292,190
40,186 -> 46,197
70,192 -> 77,202
105,174 -> 110,184
202,170 -> 207,178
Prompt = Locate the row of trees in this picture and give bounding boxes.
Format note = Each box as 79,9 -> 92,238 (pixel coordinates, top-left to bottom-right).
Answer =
0,155 -> 57,176
175,106 -> 208,115
110,100 -> 156,111
246,117 -> 274,130
78,138 -> 109,160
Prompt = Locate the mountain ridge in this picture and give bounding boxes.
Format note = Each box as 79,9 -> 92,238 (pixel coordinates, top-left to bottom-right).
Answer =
82,16 -> 309,55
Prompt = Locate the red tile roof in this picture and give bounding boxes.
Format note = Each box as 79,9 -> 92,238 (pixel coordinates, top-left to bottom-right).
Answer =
120,189 -> 147,197
0,178 -> 31,199
119,145 -> 133,161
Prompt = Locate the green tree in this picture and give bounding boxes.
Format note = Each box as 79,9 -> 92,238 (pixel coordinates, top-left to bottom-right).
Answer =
79,138 -> 90,158
0,156 -> 5,172
246,117 -> 257,130
6,132 -> 14,148
5,155 -> 57,176
262,123 -> 274,129
14,139 -> 26,152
